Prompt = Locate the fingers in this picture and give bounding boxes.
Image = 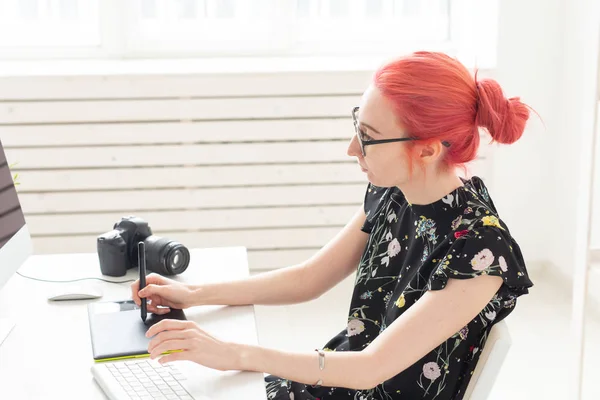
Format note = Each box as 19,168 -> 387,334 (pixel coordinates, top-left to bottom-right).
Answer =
146,273 -> 169,285
149,339 -> 189,360
148,330 -> 192,354
148,305 -> 171,315
138,284 -> 167,299
146,319 -> 196,338
132,274 -> 168,304
130,280 -> 141,306
142,295 -> 172,313
157,350 -> 188,365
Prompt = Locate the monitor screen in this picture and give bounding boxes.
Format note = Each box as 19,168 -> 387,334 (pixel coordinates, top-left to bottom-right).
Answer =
0,141 -> 26,249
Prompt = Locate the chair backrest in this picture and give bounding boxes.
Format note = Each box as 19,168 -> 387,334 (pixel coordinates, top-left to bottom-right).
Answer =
463,320 -> 512,399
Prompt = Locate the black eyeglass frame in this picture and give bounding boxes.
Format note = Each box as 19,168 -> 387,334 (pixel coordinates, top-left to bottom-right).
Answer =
352,106 -> 450,156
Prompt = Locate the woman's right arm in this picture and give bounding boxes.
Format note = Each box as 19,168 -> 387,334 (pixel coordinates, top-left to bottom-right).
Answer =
191,207 -> 369,306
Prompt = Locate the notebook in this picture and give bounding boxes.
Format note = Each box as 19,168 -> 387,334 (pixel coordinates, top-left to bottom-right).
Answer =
87,300 -> 186,362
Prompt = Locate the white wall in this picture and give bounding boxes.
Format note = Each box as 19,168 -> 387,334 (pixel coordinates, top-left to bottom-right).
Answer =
552,0 -> 600,271
591,102 -> 600,250
554,5 -> 600,398
492,4 -> 600,396
493,0 -> 600,277
491,0 -> 565,266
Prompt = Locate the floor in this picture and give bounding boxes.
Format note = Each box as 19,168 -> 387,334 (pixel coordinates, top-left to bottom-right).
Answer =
253,264 -> 600,399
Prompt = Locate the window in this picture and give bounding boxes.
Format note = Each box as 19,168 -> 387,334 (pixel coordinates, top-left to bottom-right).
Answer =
125,0 -> 288,55
0,0 -> 100,48
0,0 -> 498,66
292,0 -> 451,55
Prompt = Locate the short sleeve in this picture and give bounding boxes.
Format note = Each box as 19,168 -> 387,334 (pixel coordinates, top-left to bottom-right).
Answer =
428,225 -> 533,299
360,183 -> 388,234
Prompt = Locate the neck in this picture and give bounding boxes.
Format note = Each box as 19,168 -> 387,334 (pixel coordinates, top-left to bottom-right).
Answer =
398,169 -> 464,206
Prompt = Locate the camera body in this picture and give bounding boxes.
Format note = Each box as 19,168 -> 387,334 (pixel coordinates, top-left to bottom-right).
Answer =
97,216 -> 190,277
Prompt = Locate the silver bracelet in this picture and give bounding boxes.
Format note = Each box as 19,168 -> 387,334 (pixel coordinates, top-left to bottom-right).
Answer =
314,349 -> 325,387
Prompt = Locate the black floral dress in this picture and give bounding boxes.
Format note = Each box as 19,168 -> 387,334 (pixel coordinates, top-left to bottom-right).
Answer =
265,176 -> 533,400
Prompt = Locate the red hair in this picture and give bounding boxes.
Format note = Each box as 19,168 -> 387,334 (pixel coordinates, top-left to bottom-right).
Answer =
373,51 -> 530,171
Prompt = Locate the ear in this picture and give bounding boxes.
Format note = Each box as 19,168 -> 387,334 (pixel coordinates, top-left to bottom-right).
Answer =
419,141 -> 444,164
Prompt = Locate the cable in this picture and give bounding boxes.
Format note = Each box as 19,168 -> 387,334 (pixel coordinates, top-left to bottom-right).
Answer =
16,271 -> 135,284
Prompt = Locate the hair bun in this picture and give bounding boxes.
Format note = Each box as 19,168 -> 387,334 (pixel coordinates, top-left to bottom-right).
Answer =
475,78 -> 530,144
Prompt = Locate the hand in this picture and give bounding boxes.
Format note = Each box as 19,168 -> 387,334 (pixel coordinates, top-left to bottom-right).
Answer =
146,320 -> 241,371
131,273 -> 197,314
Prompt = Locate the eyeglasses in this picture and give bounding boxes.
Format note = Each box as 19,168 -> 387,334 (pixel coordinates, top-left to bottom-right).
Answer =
351,106 -> 450,157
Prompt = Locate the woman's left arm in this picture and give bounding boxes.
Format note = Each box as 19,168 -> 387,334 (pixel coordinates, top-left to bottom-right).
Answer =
146,274 -> 502,391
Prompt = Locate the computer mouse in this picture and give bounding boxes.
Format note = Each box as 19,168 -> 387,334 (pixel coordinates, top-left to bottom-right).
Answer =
47,284 -> 104,301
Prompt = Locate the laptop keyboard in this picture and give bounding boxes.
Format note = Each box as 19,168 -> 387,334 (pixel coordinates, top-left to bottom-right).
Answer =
94,359 -> 195,400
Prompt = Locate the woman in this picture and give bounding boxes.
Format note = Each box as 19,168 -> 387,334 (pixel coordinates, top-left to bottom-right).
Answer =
131,51 -> 534,400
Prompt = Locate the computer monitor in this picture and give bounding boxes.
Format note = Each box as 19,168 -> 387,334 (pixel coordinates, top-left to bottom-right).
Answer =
0,139 -> 33,345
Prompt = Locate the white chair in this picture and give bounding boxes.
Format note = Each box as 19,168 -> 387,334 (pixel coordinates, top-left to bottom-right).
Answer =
463,320 -> 512,399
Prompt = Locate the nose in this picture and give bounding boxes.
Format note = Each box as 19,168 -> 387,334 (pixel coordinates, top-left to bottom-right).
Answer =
347,134 -> 361,158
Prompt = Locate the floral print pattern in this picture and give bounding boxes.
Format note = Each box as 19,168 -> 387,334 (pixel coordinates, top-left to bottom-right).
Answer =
481,215 -> 504,230
387,238 -> 401,257
265,177 -> 533,399
347,319 -> 366,337
470,248 -> 495,271
423,362 -> 442,381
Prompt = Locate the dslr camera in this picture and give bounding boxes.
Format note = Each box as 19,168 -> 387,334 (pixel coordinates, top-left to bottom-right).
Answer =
97,216 -> 190,277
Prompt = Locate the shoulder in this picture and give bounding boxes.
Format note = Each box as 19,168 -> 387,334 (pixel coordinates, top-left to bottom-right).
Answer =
465,176 -> 498,213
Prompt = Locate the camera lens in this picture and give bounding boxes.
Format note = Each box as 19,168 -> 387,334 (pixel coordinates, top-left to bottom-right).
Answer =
143,236 -> 190,276
163,242 -> 190,275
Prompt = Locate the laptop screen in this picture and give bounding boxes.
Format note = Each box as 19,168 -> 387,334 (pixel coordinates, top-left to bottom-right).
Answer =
0,140 -> 26,249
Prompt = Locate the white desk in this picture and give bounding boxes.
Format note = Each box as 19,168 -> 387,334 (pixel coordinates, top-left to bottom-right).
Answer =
0,247 -> 268,400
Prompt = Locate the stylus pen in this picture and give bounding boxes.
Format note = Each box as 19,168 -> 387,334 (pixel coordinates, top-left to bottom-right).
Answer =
138,241 -> 147,323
